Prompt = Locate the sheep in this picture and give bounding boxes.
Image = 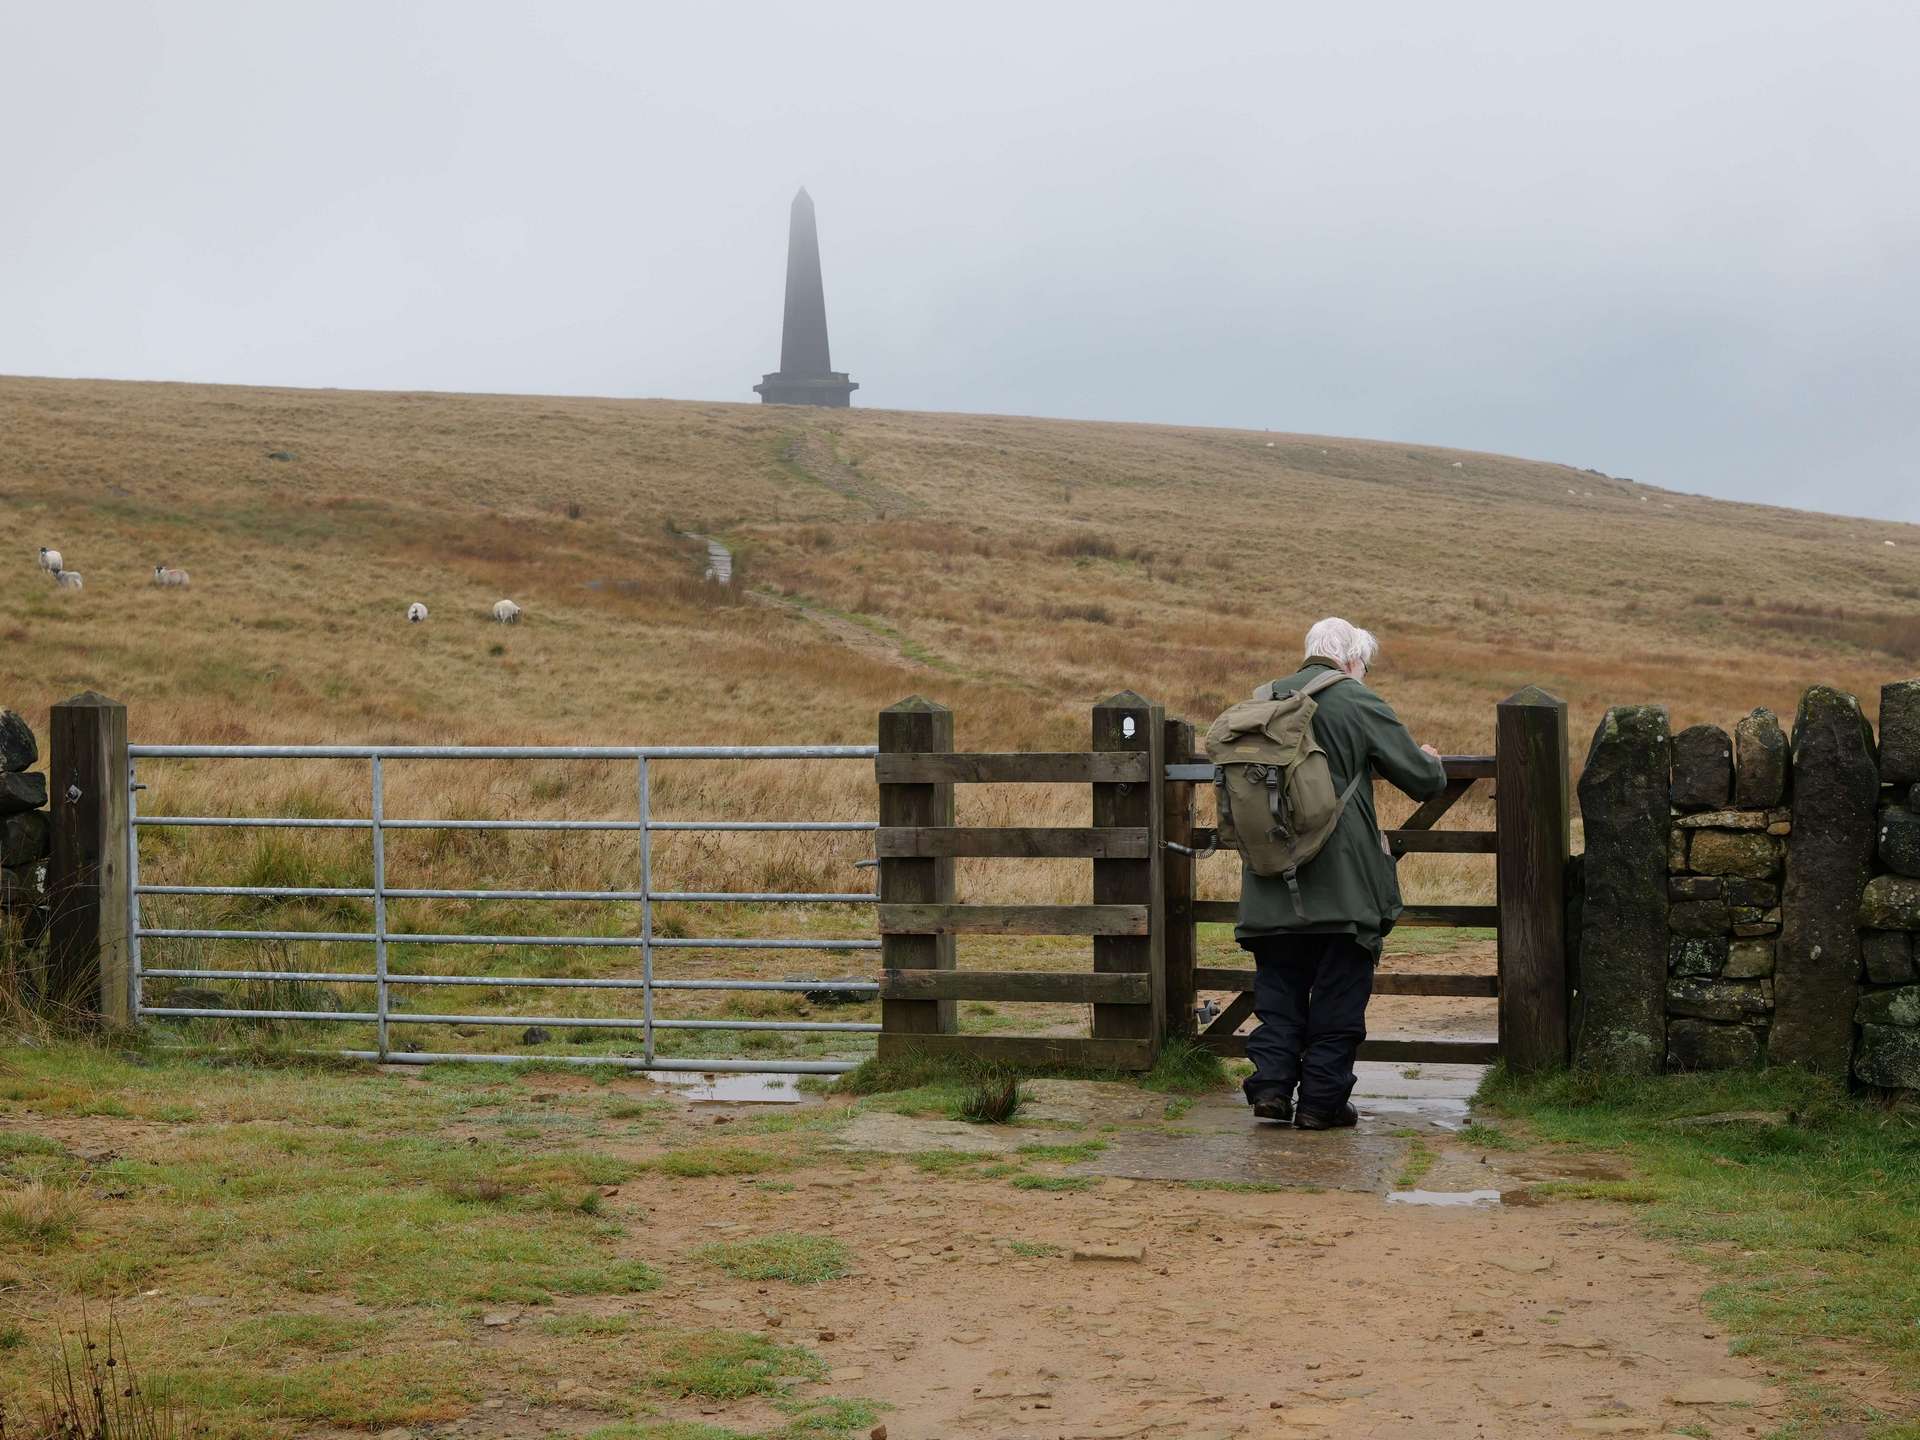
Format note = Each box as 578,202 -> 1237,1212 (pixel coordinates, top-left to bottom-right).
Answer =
153,566 -> 190,588
53,570 -> 83,590
407,602 -> 429,623
37,547 -> 62,573
491,599 -> 522,624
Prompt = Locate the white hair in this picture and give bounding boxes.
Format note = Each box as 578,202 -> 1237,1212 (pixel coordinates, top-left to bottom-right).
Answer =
1303,617 -> 1379,671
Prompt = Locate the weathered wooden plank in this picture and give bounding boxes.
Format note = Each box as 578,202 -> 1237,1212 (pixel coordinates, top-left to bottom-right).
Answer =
1161,717 -> 1198,1039
1399,778 -> 1477,832
876,826 -> 1149,859
879,969 -> 1152,1004
1385,829 -> 1498,855
877,699 -> 956,1036
1496,686 -> 1572,1073
1191,900 -> 1499,928
877,1033 -> 1157,1070
1196,1033 -> 1500,1065
46,692 -> 131,1026
1092,692 -> 1165,1051
1192,966 -> 1498,998
878,903 -> 1150,936
876,752 -> 1151,785
1199,987 -> 1256,1038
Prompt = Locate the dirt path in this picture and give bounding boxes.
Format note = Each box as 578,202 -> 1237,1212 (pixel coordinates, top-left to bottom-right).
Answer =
747,587 -> 938,671
607,1071 -> 1783,1439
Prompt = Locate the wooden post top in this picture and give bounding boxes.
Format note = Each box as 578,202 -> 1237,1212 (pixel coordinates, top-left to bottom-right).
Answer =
881,696 -> 951,715
1498,685 -> 1566,711
1093,690 -> 1156,711
53,691 -> 125,711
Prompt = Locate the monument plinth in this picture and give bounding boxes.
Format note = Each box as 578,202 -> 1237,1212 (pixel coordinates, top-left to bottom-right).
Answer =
754,187 -> 857,408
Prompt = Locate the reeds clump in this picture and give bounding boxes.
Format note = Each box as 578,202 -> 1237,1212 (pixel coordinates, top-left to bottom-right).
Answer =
0,1311 -> 199,1439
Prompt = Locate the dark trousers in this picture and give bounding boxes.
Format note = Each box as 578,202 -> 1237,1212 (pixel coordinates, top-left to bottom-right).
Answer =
1242,933 -> 1374,1114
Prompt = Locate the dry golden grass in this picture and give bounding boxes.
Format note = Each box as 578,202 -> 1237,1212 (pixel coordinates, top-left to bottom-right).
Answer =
3,376 -> 1917,1050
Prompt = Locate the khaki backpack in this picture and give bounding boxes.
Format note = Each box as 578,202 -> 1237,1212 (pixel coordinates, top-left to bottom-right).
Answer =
1204,670 -> 1365,903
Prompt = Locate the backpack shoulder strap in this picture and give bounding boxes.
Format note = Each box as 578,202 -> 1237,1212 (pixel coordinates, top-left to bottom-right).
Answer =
1300,669 -> 1351,698
1253,680 -> 1279,701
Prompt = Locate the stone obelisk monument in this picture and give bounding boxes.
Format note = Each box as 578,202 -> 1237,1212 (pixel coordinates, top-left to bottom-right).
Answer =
754,188 -> 858,407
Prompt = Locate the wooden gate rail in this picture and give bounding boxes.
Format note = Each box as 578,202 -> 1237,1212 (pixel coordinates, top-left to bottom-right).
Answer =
875,691 -> 1166,1071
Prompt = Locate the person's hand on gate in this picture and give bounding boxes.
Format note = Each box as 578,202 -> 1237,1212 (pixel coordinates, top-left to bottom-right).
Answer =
1419,743 -> 1441,759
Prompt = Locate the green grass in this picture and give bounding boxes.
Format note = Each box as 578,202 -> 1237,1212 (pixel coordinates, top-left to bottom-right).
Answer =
1480,1064 -> 1920,1433
696,1233 -> 850,1285
1458,1121 -> 1524,1151
647,1330 -> 824,1400
1009,1174 -> 1093,1193
1007,1240 -> 1063,1258
1184,1178 -> 1285,1194
1393,1138 -> 1437,1190
1014,1140 -> 1106,1163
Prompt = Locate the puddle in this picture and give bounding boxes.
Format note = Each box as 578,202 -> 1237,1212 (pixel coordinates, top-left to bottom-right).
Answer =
1385,1188 -> 1502,1208
645,1071 -> 803,1103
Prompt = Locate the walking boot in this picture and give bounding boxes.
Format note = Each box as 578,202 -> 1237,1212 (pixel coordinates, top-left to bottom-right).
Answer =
1293,1102 -> 1359,1131
1249,1092 -> 1294,1124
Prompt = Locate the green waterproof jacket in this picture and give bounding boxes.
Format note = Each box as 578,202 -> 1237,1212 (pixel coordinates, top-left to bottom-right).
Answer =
1233,658 -> 1449,958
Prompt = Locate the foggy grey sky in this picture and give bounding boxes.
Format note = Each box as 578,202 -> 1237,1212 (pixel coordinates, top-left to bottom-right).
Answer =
5,2 -> 1918,522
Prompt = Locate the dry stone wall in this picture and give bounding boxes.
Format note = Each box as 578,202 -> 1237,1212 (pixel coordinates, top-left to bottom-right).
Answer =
0,708 -> 50,948
1576,676 -> 1920,1095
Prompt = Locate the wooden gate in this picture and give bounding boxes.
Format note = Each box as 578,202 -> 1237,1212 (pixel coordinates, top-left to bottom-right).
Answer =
874,685 -> 1570,1075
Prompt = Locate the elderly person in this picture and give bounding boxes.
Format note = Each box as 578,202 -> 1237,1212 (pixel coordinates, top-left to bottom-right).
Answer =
1237,618 -> 1447,1130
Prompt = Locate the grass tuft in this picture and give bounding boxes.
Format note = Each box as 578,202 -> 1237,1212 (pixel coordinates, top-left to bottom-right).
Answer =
0,1180 -> 86,1248
647,1330 -> 823,1400
956,1077 -> 1023,1125
696,1233 -> 850,1285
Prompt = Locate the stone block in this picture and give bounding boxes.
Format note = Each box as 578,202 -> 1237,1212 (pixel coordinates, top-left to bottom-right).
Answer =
1668,900 -> 1731,937
1669,876 -> 1723,901
1855,984 -> 1920,1027
1575,705 -> 1673,1073
1724,939 -> 1776,979
1667,976 -> 1773,1022
1881,678 -> 1920,785
0,771 -> 46,817
1861,876 -> 1920,929
1668,830 -> 1688,872
1910,782 -> 1920,813
1667,1019 -> 1763,1071
1688,830 -> 1781,879
1670,936 -> 1728,978
1725,878 -> 1778,908
0,811 -> 49,868
1733,709 -> 1788,807
1672,724 -> 1733,811
1863,929 -> 1915,984
1773,685 -> 1879,1077
1880,807 -> 1920,879
1854,1024 -> 1920,1089
1731,910 -> 1781,937
0,711 -> 35,773
0,865 -> 39,915
1674,808 -> 1770,831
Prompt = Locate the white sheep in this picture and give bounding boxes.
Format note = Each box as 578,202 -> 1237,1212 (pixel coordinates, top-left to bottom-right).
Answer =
53,570 -> 83,590
491,599 -> 522,624
407,602 -> 429,623
153,565 -> 190,588
38,547 -> 62,573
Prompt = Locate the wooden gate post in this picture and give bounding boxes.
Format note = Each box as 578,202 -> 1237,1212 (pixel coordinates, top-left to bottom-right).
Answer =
1161,716 -> 1197,1038
877,697 -> 956,1040
45,692 -> 131,1027
1495,685 -> 1571,1071
1091,692 -> 1165,1050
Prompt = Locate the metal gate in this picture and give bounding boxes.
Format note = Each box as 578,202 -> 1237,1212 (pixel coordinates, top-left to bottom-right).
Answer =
126,744 -> 883,1074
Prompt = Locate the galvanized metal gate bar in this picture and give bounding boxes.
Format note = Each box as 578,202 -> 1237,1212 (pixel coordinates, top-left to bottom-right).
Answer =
127,742 -> 883,1073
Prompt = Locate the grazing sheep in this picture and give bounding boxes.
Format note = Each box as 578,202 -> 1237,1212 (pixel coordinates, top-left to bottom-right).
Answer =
37,547 -> 62,573
407,602 -> 428,623
153,566 -> 190,588
491,599 -> 522,624
53,570 -> 83,590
